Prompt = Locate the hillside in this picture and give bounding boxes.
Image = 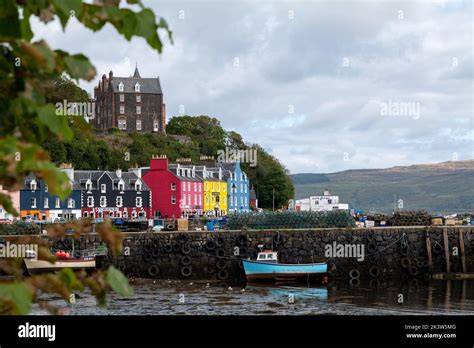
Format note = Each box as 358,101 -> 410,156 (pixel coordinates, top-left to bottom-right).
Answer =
291,160 -> 474,214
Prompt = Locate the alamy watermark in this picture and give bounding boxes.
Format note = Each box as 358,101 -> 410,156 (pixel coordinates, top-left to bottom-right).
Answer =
217,147 -> 258,167
324,242 -> 365,262
0,241 -> 38,259
55,99 -> 94,119
380,99 -> 420,119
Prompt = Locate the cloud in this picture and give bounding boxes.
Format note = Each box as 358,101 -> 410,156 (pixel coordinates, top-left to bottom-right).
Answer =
30,0 -> 473,173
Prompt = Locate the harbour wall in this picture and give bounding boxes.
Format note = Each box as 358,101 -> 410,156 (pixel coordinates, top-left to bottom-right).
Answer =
17,226 -> 474,285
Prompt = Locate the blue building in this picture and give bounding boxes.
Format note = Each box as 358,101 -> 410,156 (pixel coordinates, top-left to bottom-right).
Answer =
20,167 -> 82,222
220,162 -> 250,213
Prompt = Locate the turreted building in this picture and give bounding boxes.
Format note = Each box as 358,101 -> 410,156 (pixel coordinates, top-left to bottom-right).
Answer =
92,66 -> 166,133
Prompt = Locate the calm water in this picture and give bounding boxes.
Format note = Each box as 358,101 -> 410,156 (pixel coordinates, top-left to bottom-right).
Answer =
31,279 -> 474,315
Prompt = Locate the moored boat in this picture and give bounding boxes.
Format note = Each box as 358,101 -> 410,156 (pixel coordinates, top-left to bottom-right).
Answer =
23,246 -> 96,275
242,250 -> 328,283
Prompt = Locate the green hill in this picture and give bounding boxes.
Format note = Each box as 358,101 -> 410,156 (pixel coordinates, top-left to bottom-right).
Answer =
291,161 -> 474,214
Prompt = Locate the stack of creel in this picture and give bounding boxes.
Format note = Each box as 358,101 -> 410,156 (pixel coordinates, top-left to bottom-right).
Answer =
226,210 -> 355,230
388,210 -> 432,226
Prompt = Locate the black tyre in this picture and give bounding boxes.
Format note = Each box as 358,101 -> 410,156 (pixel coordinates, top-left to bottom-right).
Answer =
369,266 -> 380,278
217,269 -> 228,280
367,242 -> 377,254
181,256 -> 191,266
409,266 -> 419,277
216,259 -> 227,270
178,234 -> 188,244
173,243 -> 181,252
349,269 -> 360,279
143,252 -> 153,263
144,243 -> 153,252
349,277 -> 360,287
181,244 -> 191,255
164,244 -> 173,253
237,235 -> 247,246
147,265 -> 160,277
152,247 -> 160,258
206,240 -> 216,251
215,248 -> 225,259
215,236 -> 225,248
181,266 -> 192,277
401,257 -> 411,268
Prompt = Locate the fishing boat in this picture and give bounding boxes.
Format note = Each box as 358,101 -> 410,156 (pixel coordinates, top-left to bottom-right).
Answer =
242,250 -> 328,283
23,242 -> 97,275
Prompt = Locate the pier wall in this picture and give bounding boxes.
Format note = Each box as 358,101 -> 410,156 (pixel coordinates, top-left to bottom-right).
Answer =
26,226 -> 474,285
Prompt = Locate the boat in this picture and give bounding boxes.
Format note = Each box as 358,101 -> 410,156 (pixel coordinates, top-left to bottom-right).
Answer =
242,250 -> 328,283
23,243 -> 97,275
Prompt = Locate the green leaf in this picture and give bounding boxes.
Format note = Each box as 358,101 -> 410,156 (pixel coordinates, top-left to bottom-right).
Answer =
52,0 -> 83,29
106,266 -> 133,297
58,268 -> 83,291
20,7 -> 33,41
0,17 -> 21,39
61,53 -> 96,81
37,104 -> 73,141
0,282 -> 34,315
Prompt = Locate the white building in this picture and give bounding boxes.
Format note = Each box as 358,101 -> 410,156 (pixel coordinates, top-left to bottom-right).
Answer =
290,189 -> 348,212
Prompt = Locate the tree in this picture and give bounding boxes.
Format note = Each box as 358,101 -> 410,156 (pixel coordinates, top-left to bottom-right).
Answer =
0,0 -> 172,314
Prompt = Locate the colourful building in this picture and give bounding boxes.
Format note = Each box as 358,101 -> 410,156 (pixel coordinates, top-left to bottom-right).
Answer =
220,161 -> 250,213
195,166 -> 227,217
140,155 -> 203,219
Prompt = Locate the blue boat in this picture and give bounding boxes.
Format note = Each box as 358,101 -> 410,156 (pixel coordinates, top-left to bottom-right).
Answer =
242,250 -> 328,283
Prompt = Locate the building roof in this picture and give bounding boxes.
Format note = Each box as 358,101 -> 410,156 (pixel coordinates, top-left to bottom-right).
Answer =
111,76 -> 163,94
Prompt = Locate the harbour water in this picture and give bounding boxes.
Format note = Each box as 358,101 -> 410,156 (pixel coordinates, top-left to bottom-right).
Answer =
31,279 -> 474,315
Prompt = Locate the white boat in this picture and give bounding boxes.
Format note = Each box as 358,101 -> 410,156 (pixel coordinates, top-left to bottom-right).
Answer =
23,244 -> 96,275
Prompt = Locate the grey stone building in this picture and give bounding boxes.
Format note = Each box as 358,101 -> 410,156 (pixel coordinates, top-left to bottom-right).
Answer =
93,66 -> 166,133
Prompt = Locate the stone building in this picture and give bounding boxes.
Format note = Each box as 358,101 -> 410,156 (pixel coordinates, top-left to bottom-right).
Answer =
93,66 -> 166,133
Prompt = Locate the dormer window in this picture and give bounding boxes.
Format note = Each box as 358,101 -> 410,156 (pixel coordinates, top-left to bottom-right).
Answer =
135,180 -> 142,191
30,179 -> 37,191
134,82 -> 140,92
86,180 -> 92,192
44,184 -> 48,192
118,180 -> 125,192
118,82 -> 124,92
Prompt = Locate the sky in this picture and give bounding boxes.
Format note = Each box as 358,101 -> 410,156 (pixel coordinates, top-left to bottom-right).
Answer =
31,0 -> 473,174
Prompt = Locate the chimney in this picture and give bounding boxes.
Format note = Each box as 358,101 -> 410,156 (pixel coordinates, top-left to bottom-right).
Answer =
150,154 -> 168,171
176,158 -> 192,164
199,155 -> 216,167
323,189 -> 330,196
116,168 -> 122,178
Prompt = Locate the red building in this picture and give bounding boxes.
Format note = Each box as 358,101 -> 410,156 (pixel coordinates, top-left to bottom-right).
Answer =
141,155 -> 203,219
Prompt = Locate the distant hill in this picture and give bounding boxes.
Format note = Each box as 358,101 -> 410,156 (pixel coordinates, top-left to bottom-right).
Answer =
291,160 -> 474,214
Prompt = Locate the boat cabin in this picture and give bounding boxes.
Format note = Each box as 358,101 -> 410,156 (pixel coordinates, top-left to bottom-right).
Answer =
256,250 -> 278,263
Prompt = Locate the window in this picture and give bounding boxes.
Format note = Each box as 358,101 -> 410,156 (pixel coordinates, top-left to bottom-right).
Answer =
132,211 -> 137,218
118,82 -> 124,92
83,212 -> 89,218
135,181 -> 142,191
171,195 -> 176,204
118,182 -> 124,191
194,194 -> 197,205
136,95 -> 141,102
153,121 -> 159,132
44,184 -> 48,192
135,82 -> 140,92
120,105 -> 125,114
120,94 -> 124,102
100,196 -> 107,207
234,196 -> 237,207
223,196 -> 226,204
199,195 -> 202,205
116,196 -> 123,207
136,119 -> 142,131
55,198 -> 60,208
223,185 -> 226,192
31,198 -> 36,208
136,106 -> 141,114
87,196 -> 94,207
194,182 -> 197,191
101,184 -> 106,193
136,197 -> 142,207
187,182 -> 191,191
86,181 -> 92,192
68,198 -> 75,208
241,184 -> 243,192
328,199 -> 332,204
171,183 -> 176,190
182,182 -> 186,192
205,183 -> 208,191
30,180 -> 37,191
205,196 -> 209,204
44,197 -> 49,208
187,194 -> 191,205
118,118 -> 127,130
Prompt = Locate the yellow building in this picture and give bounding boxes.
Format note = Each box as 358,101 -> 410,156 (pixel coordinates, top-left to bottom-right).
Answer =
198,166 -> 227,216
